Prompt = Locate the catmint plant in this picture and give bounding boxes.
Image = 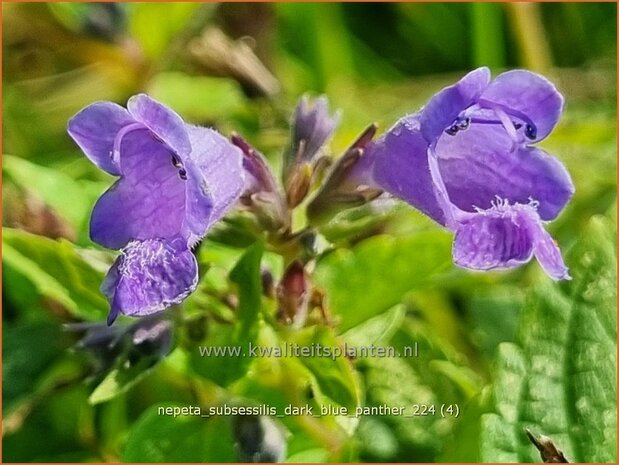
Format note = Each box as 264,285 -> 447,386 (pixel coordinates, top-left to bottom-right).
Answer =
69,69 -> 574,328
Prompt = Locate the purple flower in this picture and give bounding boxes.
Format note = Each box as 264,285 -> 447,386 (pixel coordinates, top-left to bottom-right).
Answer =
68,94 -> 244,323
360,68 -> 574,279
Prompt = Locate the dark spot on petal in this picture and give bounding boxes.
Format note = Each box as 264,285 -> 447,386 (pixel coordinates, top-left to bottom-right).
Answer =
525,124 -> 537,140
513,122 -> 522,130
445,116 -> 470,136
456,117 -> 470,130
171,155 -> 182,168
178,169 -> 187,180
445,126 -> 459,136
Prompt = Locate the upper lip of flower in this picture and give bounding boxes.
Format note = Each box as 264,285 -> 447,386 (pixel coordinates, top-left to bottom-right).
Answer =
68,94 -> 245,251
418,67 -> 565,149
374,67 -> 574,227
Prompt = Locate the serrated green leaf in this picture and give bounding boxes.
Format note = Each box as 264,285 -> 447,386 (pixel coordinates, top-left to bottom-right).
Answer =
314,232 -> 452,332
3,228 -> 108,320
484,217 -> 616,462
363,356 -> 442,461
361,318 -> 477,461
444,215 -> 617,462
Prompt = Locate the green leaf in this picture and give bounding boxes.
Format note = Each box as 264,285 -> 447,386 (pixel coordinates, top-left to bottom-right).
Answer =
341,304 -> 406,347
314,232 -> 452,332
89,359 -> 156,405
291,326 -> 362,410
230,242 -> 265,343
122,403 -> 237,462
189,243 -> 264,386
443,215 -> 617,462
2,228 -> 108,320
129,3 -> 202,60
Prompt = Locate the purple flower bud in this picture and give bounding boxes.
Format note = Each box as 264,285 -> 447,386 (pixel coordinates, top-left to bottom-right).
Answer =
358,68 -> 574,279
68,94 -> 245,323
306,123 -> 383,225
283,95 -> 340,206
289,95 -> 340,168
232,134 -> 290,231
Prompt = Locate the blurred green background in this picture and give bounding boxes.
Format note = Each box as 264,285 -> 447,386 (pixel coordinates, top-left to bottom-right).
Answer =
2,2 -> 617,463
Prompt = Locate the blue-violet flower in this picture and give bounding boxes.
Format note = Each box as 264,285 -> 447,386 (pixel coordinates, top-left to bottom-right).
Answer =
68,94 -> 244,323
359,67 -> 574,279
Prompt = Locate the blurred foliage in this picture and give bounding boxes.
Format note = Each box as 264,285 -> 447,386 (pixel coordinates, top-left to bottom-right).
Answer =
2,2 -> 617,463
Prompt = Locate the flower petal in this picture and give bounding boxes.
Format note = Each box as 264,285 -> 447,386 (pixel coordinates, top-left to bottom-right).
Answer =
369,115 -> 446,224
233,134 -> 279,195
67,102 -> 134,175
127,94 -> 192,157
453,202 -> 570,280
453,204 -> 534,271
436,124 -> 574,221
90,128 -> 187,249
478,70 -> 564,142
183,125 -> 244,245
103,239 -> 198,324
419,67 -> 491,144
529,221 -> 571,280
